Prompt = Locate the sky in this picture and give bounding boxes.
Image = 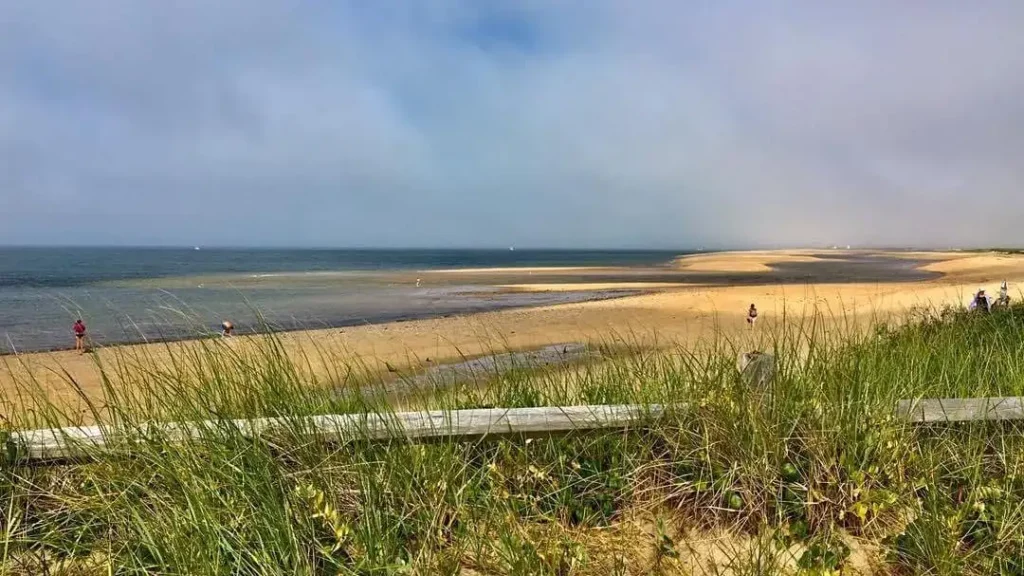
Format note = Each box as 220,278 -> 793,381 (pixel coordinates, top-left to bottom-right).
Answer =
3,1 -> 1024,249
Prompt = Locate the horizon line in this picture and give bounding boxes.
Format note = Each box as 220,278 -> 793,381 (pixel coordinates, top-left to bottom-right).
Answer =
0,244 -> 1002,252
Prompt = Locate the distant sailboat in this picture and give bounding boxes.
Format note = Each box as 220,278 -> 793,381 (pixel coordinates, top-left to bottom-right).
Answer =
194,246 -> 201,251
509,246 -> 515,251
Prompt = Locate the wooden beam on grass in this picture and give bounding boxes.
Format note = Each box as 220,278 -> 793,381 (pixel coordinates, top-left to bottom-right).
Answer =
897,397 -> 1024,423
8,404 -> 665,462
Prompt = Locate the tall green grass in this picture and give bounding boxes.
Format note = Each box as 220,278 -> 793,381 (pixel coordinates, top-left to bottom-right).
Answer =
4,305 -> 1024,574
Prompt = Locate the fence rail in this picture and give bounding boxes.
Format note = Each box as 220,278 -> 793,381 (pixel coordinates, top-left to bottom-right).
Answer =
8,404 -> 665,462
896,397 -> 1024,423
9,397 -> 1024,463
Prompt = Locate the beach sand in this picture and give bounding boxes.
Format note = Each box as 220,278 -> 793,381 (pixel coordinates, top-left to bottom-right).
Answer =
672,250 -> 825,273
4,250 -> 1023,416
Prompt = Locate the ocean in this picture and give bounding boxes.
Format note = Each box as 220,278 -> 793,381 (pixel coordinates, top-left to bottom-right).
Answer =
0,248 -> 681,353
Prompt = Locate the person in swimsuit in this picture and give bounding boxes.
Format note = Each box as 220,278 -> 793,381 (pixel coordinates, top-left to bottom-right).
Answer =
73,319 -> 87,353
747,304 -> 758,327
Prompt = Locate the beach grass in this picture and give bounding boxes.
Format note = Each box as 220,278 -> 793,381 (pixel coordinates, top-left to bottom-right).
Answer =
4,304 -> 1024,574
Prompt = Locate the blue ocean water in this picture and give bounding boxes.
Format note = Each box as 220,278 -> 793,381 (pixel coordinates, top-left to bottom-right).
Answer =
0,248 -> 681,352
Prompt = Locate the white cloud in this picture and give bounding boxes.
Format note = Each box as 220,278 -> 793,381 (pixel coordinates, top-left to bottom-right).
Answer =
3,1 -> 1024,247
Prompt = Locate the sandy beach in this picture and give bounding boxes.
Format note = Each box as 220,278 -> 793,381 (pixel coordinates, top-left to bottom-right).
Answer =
3,249 -> 1023,415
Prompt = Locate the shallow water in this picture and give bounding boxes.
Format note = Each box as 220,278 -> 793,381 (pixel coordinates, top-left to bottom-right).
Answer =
0,248 -> 941,353
377,343 -> 596,396
0,248 -> 675,353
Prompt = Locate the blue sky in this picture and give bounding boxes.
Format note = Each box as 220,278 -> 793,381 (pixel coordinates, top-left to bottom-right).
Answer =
3,1 -> 1024,248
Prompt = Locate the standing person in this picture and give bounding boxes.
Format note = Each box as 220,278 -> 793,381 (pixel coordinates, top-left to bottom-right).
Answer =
73,319 -> 87,353
747,303 -> 758,327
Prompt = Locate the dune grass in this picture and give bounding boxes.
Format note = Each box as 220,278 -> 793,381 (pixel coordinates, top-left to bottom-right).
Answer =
3,304 -> 1024,574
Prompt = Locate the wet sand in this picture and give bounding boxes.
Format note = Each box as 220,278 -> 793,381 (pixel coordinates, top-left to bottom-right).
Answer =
4,250 -> 1024,417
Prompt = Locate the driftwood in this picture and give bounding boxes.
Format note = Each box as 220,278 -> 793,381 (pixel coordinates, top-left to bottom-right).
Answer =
7,404 -> 665,462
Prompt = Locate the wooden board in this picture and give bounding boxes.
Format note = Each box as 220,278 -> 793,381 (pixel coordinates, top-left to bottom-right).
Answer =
897,397 -> 1024,423
8,404 -> 665,461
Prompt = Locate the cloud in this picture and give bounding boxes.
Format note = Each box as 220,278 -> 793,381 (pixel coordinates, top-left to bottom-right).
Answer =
3,1 -> 1024,248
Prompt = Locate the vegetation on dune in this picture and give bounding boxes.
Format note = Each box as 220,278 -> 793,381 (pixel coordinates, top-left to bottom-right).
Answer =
962,247 -> 1024,255
3,305 -> 1024,574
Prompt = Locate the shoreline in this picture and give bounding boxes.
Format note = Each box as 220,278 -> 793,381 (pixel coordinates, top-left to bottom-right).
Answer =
0,249 -> 1006,360
0,288 -> 648,357
0,248 -> 946,356
5,249 -> 1024,414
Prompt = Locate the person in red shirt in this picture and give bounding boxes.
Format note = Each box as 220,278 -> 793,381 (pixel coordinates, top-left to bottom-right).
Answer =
73,319 -> 87,353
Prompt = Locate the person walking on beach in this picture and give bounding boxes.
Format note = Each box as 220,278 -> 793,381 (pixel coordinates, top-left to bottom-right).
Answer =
747,304 -> 758,327
73,319 -> 87,353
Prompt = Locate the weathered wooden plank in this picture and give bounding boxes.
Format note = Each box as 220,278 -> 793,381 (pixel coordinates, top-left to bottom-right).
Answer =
897,397 -> 1024,423
8,404 -> 664,461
